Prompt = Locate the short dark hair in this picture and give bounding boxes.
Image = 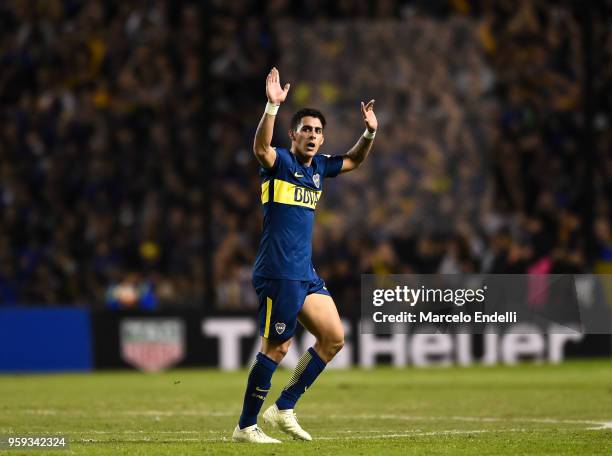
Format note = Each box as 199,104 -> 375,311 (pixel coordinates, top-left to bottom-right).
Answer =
290,108 -> 326,131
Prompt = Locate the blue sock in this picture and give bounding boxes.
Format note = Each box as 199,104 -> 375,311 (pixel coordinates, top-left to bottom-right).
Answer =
276,347 -> 326,410
238,352 -> 278,429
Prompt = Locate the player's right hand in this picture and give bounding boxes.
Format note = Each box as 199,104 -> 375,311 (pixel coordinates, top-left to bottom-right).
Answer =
266,67 -> 290,105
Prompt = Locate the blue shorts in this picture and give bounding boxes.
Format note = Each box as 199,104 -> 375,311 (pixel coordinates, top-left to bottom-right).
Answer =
252,275 -> 331,341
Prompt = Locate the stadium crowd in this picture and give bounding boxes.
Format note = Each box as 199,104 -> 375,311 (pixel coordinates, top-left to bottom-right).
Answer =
0,0 -> 205,307
0,0 -> 610,311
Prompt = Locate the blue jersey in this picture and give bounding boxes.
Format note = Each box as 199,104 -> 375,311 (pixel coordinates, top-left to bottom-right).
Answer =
253,147 -> 344,280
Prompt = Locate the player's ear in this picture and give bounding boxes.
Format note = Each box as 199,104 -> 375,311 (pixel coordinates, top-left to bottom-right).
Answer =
320,136 -> 324,145
288,129 -> 295,141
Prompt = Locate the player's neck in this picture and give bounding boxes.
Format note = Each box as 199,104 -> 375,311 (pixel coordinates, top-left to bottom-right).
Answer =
290,147 -> 313,167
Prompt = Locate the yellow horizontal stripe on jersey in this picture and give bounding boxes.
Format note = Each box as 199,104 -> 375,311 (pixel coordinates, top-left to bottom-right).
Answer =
273,178 -> 321,210
261,180 -> 270,204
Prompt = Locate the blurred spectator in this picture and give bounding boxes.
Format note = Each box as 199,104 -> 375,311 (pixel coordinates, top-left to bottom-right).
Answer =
105,272 -> 157,311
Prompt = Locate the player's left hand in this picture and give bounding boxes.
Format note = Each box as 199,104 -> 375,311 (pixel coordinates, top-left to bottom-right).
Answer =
361,99 -> 377,133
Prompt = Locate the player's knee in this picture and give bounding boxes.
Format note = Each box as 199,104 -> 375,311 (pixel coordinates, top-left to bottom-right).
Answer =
263,340 -> 291,362
270,345 -> 289,362
276,343 -> 290,358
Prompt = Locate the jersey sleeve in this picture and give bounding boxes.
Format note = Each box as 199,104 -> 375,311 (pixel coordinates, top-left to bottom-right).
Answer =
322,154 -> 344,178
261,147 -> 292,177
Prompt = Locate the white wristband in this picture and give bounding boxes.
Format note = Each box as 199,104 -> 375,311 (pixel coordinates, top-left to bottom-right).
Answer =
363,128 -> 376,139
265,101 -> 280,116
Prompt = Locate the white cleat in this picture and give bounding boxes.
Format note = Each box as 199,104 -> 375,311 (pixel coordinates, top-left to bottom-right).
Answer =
262,404 -> 312,441
232,424 -> 281,443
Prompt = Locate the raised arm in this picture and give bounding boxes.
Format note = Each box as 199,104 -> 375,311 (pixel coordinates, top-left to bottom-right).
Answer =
253,67 -> 291,168
340,100 -> 378,173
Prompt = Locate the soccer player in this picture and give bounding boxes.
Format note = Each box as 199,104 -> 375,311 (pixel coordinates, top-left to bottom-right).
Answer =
232,67 -> 377,443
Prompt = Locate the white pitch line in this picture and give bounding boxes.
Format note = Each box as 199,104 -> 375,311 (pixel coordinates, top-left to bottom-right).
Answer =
17,409 -> 236,417
78,438 -> 205,443
587,422 -> 612,430
67,430 -> 209,435
74,428 -> 534,444
327,413 -> 612,430
315,429 -> 528,440
14,409 -> 612,431
121,410 -> 233,417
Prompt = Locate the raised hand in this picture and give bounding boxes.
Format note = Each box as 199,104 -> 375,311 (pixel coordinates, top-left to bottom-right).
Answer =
266,67 -> 290,105
361,99 -> 378,133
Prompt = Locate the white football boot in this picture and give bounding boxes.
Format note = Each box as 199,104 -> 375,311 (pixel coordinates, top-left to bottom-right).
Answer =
262,404 -> 312,441
232,424 -> 281,443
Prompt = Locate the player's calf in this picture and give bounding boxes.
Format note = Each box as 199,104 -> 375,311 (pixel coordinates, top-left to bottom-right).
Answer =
275,347 -> 327,411
237,352 -> 278,430
314,336 -> 344,363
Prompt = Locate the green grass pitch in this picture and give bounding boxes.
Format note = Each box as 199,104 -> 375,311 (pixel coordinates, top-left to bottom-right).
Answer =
1,360 -> 611,455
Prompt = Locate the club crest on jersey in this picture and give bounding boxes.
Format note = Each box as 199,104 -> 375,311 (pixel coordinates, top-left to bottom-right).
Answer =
313,173 -> 320,188
275,322 -> 286,334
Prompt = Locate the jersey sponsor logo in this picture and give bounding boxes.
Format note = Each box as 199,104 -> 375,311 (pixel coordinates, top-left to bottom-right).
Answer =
293,186 -> 320,206
272,179 -> 321,209
275,322 -> 286,334
313,173 -> 320,188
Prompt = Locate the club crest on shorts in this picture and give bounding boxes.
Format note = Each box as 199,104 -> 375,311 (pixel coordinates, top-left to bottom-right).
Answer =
275,322 -> 286,334
313,173 -> 320,188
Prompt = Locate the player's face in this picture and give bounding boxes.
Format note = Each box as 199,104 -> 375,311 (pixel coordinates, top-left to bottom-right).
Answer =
290,116 -> 324,159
